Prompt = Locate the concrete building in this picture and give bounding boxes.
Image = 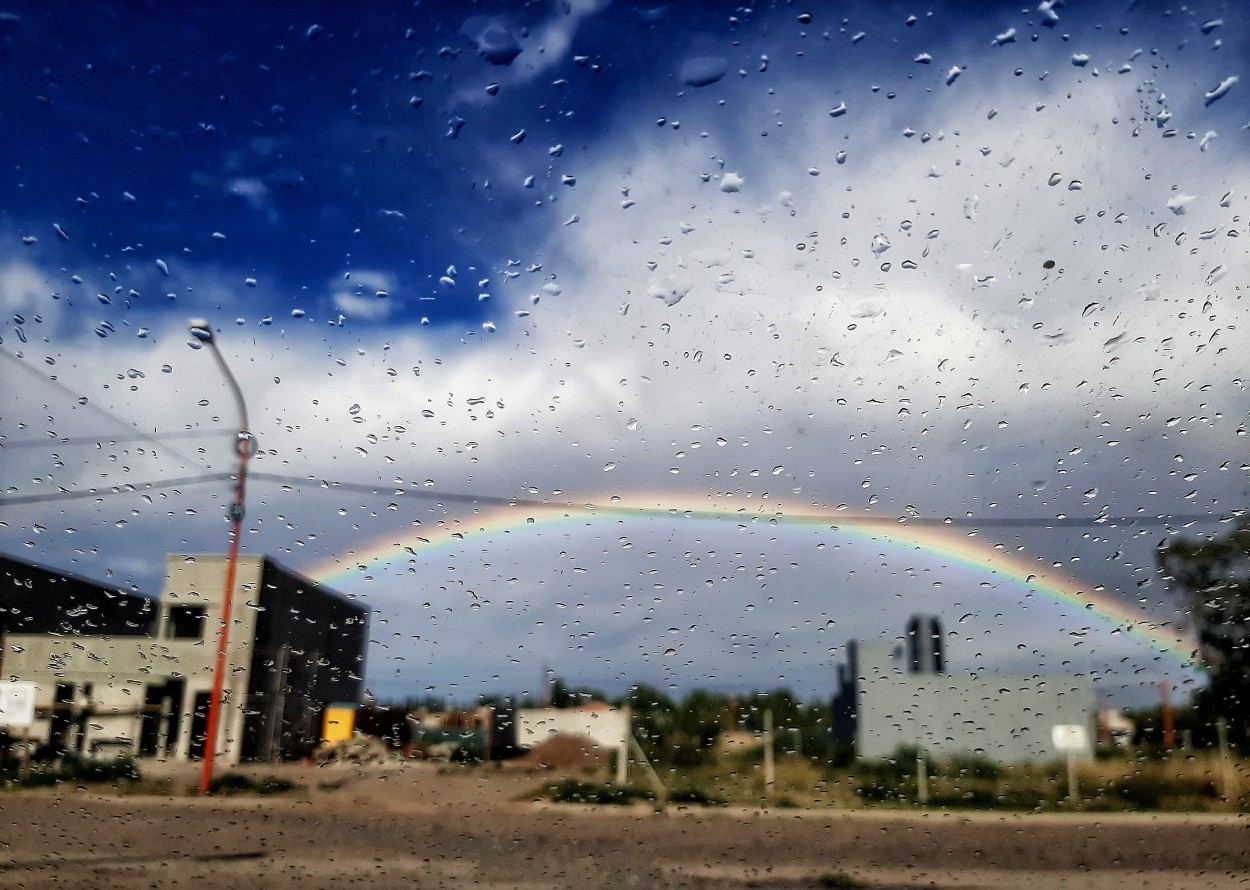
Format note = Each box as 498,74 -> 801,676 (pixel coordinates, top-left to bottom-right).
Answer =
1,553 -> 366,763
834,618 -> 1095,764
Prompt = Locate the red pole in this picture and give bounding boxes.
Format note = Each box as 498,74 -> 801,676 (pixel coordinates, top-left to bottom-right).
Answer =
191,323 -> 252,795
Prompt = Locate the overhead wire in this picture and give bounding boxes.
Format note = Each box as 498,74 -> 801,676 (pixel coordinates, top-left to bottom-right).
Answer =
2,429 -> 232,449
1,349 -> 1237,528
0,473 -> 234,507
0,465 -> 1235,528
0,347 -> 216,472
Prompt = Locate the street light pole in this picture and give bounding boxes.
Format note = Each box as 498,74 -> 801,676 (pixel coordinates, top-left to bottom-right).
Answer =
189,319 -> 253,795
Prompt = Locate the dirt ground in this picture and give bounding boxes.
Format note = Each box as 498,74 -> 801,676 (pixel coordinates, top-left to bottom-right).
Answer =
0,760 -> 1246,889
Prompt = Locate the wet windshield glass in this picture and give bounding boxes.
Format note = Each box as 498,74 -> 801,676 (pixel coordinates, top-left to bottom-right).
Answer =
1,1 -> 1247,886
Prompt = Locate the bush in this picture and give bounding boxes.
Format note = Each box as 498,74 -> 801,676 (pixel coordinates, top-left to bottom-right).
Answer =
544,779 -> 654,806
208,773 -> 300,796
929,786 -> 998,808
668,785 -> 727,806
945,754 -> 1002,782
65,756 -> 141,783
3,755 -> 141,789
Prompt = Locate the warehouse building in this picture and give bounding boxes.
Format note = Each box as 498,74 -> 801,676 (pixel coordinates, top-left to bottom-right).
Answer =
833,615 -> 1095,763
1,553 -> 366,763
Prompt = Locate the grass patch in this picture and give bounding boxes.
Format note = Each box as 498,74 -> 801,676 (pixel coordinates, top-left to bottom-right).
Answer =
816,872 -> 865,889
638,748 -> 1247,813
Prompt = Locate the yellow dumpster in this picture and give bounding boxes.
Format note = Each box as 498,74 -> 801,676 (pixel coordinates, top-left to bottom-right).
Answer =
322,703 -> 356,744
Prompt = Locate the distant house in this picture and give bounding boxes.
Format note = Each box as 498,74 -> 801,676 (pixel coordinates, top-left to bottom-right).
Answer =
1,553 -> 366,763
834,616 -> 1095,764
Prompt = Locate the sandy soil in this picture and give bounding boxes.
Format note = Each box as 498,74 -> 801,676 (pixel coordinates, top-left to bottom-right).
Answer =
0,761 -> 1246,889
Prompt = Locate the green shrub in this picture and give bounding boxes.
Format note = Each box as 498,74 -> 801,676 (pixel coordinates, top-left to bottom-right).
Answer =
929,786 -> 998,808
3,756 -> 141,789
668,785 -> 727,806
64,756 -> 141,783
945,754 -> 1002,782
208,773 -> 300,796
544,779 -> 653,806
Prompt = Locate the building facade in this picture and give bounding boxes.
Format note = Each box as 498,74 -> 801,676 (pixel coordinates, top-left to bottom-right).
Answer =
834,619 -> 1095,764
2,553 -> 366,763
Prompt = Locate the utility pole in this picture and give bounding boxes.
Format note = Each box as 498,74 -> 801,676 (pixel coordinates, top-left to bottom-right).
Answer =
189,319 -> 253,795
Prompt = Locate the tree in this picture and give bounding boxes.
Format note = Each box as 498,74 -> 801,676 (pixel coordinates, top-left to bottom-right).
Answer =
549,677 -> 605,709
623,685 -> 725,767
624,684 -> 676,765
1157,518 -> 1250,745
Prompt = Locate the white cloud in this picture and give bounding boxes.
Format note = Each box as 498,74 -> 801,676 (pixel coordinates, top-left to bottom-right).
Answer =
332,270 -> 400,322
0,259 -> 63,332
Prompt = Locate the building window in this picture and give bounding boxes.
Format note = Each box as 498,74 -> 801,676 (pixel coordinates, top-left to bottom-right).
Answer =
168,606 -> 207,640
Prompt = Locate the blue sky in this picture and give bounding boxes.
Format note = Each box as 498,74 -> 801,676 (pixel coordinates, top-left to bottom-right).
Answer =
2,0 -> 1247,706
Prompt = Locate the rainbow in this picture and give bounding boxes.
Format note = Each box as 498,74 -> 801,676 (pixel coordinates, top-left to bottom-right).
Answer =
308,492 -> 1200,671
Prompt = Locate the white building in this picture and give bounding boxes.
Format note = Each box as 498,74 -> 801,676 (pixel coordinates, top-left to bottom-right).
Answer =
2,554 -> 366,764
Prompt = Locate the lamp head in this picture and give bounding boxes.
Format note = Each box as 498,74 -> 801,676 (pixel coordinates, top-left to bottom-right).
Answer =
188,318 -> 213,343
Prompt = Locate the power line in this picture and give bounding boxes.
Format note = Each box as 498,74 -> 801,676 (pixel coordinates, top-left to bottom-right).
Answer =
2,464 -> 1234,527
2,345 -> 1239,529
2,429 -> 231,449
0,473 -> 233,507
246,471 -> 1234,530
1,467 -> 1238,531
0,348 -> 213,472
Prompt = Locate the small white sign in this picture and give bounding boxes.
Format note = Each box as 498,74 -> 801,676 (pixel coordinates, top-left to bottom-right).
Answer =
1051,723 -> 1089,753
0,682 -> 38,728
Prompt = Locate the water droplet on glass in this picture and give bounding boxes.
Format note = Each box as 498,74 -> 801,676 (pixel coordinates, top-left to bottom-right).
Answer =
680,56 -> 728,87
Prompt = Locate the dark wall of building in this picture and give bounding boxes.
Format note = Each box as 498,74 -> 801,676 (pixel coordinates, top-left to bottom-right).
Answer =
240,558 -> 368,759
905,614 -> 944,674
831,642 -> 860,749
1,553 -> 154,641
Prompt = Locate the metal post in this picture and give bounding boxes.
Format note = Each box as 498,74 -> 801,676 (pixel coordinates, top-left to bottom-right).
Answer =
1216,718 -> 1234,801
18,726 -> 30,781
615,706 -> 630,785
628,732 -> 667,805
1160,681 -> 1175,749
917,749 -> 929,805
763,709 -> 775,791
189,320 -> 252,796
1066,753 -> 1078,807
